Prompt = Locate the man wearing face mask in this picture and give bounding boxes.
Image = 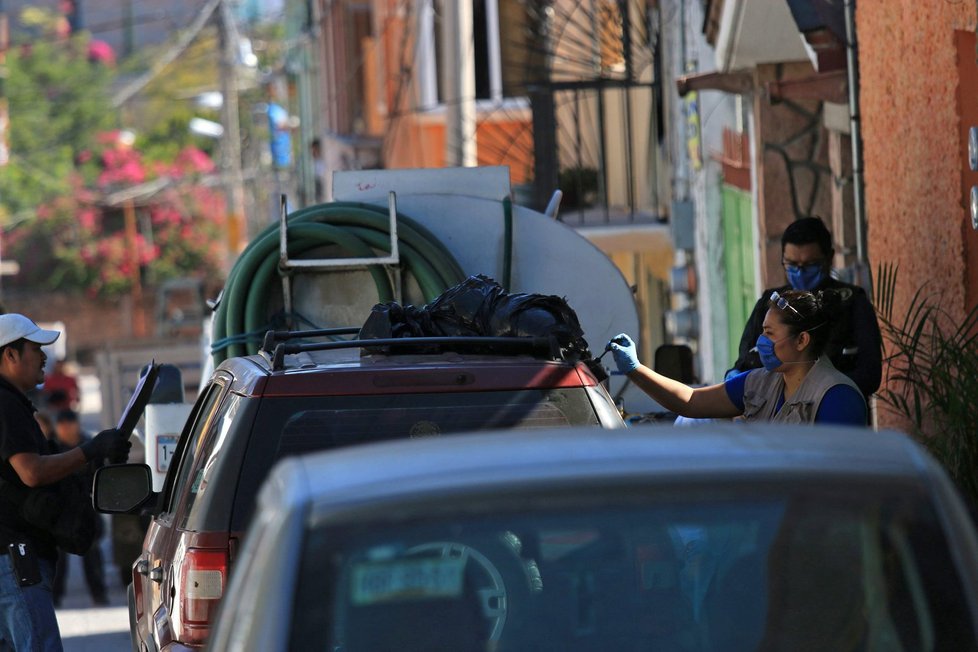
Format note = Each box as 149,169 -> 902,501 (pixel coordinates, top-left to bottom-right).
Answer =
727,217 -> 882,400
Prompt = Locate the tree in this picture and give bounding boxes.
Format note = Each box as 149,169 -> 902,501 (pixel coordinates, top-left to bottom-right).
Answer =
119,30 -> 224,165
1,32 -> 115,222
1,14 -> 226,299
4,135 -> 226,297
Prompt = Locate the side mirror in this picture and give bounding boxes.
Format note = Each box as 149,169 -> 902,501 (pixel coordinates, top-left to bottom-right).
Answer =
93,464 -> 157,514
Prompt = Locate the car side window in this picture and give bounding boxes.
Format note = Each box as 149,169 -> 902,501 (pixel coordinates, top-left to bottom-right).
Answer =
162,381 -> 226,515
177,393 -> 241,530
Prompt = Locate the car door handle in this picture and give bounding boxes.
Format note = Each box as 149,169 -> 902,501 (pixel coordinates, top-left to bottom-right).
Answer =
136,560 -> 149,576
149,565 -> 163,583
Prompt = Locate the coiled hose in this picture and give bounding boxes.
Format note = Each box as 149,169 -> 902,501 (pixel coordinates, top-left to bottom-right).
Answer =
210,201 -> 466,367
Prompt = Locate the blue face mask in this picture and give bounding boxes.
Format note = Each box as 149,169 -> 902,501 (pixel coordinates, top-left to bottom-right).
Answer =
785,264 -> 825,291
755,334 -> 784,371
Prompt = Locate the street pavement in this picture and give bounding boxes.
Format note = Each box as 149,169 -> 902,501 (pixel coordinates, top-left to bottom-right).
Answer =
57,373 -> 131,651
56,534 -> 131,651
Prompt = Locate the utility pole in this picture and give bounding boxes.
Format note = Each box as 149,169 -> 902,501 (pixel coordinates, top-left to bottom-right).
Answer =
122,0 -> 133,58
218,0 -> 247,265
441,0 -> 476,167
123,199 -> 147,337
528,1 -> 557,213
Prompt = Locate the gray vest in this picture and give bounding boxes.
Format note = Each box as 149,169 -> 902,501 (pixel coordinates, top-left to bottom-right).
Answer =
742,357 -> 864,424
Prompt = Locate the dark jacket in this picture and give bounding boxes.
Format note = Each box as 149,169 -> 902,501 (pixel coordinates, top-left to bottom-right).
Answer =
730,278 -> 883,399
0,376 -> 60,559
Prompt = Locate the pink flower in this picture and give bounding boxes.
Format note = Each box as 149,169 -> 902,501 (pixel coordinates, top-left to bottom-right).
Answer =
78,208 -> 98,230
176,147 -> 216,174
88,40 -> 116,66
97,131 -> 121,145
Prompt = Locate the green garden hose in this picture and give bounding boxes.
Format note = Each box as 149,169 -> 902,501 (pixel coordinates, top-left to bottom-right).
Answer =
211,201 -> 466,367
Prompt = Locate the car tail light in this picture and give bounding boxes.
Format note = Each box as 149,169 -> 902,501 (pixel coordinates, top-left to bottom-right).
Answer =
180,548 -> 227,630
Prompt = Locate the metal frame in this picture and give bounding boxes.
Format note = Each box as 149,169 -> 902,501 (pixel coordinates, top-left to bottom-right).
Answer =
276,191 -> 403,326
258,328 -> 562,371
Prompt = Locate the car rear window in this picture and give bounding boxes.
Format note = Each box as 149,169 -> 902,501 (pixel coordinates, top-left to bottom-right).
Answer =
291,483 -> 978,652
230,389 -> 602,530
263,389 -> 600,458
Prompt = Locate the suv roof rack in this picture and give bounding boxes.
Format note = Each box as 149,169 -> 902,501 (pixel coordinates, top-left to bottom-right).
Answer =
261,327 -> 362,353
261,332 -> 562,371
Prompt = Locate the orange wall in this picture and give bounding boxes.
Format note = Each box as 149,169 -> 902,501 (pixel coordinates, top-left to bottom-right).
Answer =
858,2 -> 976,322
368,0 -> 534,187
384,116 -> 534,185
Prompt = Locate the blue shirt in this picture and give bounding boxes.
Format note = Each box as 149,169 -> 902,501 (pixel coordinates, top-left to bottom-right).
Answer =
267,103 -> 292,168
724,370 -> 866,426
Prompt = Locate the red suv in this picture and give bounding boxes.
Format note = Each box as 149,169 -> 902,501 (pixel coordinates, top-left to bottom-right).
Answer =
95,330 -> 623,651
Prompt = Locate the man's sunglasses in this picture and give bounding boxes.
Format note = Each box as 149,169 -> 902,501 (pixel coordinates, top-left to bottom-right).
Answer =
782,260 -> 824,274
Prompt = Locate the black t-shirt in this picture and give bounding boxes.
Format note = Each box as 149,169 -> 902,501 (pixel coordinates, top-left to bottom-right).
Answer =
0,376 -> 59,559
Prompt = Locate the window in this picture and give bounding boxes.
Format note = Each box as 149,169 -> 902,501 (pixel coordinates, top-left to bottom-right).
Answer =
162,381 -> 225,515
178,393 -> 241,530
417,0 -> 530,109
261,389 -> 599,460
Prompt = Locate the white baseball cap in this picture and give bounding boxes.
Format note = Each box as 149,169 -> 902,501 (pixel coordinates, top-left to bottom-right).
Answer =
0,314 -> 61,348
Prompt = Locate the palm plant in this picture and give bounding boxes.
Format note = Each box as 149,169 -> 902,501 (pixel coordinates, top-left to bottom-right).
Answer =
874,263 -> 978,504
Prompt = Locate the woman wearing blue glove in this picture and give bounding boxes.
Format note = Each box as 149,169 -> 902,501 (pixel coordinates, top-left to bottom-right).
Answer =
609,289 -> 866,425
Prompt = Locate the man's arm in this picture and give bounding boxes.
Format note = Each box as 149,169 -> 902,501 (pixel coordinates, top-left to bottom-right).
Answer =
7,428 -> 129,488
846,293 -> 883,397
730,295 -> 769,374
8,448 -> 87,488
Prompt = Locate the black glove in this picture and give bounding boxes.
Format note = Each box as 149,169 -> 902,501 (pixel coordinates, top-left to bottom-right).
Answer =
80,428 -> 132,464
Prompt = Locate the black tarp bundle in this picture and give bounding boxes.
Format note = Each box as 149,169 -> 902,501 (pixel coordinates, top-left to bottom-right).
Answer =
359,275 -> 596,363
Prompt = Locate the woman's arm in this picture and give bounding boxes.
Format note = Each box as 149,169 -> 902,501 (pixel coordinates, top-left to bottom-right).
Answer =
611,334 -> 742,419
627,365 -> 742,418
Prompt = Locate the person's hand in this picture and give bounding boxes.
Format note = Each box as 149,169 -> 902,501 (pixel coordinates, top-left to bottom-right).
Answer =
608,333 -> 640,374
81,428 -> 132,464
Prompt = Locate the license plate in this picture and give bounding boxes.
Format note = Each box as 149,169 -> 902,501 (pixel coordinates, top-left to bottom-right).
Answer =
156,434 -> 178,473
351,557 -> 465,605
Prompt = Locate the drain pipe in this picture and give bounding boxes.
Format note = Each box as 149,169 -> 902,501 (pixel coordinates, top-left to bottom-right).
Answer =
844,0 -> 868,277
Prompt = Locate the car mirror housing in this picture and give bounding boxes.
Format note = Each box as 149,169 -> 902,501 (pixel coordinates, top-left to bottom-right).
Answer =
94,464 -> 158,515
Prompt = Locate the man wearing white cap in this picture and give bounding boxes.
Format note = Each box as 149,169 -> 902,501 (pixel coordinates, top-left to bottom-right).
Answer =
0,314 -> 130,651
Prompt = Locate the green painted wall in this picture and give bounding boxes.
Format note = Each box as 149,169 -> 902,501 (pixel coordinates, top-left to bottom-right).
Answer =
721,185 -> 756,366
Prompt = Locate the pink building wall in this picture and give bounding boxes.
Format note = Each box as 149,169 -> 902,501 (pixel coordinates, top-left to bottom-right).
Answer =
858,2 -> 978,322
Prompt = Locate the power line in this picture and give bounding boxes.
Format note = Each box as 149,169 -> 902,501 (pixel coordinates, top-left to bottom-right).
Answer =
6,8 -> 191,48
111,0 -> 222,107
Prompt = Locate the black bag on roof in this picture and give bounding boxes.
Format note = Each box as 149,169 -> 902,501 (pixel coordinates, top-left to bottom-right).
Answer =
359,275 -> 595,363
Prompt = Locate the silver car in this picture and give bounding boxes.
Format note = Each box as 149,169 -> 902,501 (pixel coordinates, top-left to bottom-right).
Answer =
208,425 -> 978,651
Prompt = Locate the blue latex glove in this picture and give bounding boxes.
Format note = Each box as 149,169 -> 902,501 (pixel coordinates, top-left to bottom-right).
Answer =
608,333 -> 639,374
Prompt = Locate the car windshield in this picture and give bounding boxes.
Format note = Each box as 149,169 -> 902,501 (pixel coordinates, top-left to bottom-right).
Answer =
291,483 -> 976,651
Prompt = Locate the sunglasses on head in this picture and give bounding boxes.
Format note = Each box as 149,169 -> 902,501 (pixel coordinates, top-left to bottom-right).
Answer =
770,291 -> 803,318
